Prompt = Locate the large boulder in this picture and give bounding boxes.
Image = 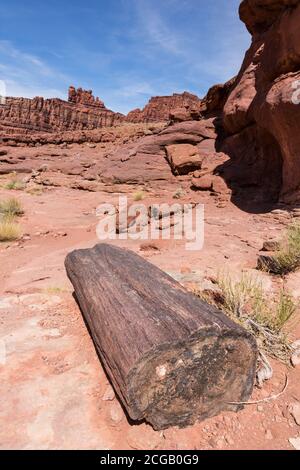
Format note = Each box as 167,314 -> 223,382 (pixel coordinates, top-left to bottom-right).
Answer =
166,144 -> 202,175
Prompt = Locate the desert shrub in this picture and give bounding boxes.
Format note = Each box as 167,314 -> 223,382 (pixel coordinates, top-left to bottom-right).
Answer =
45,286 -> 66,294
133,190 -> 145,202
4,173 -> 26,191
196,273 -> 296,361
0,218 -> 21,242
26,186 -> 44,195
259,222 -> 300,275
173,188 -> 185,200
274,290 -> 296,331
273,222 -> 300,274
0,197 -> 24,217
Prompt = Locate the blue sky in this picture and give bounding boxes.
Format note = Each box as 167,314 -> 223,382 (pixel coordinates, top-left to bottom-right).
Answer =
0,0 -> 250,114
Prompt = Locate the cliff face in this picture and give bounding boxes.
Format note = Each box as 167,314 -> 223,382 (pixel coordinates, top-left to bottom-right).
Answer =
0,87 -> 124,135
68,86 -> 106,108
108,0 -> 300,206
126,92 -> 202,123
215,0 -> 300,203
0,88 -> 203,137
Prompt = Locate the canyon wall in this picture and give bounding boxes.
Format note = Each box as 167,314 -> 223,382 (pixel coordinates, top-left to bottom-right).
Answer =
126,92 -> 202,123
0,87 -> 124,136
219,0 -> 300,203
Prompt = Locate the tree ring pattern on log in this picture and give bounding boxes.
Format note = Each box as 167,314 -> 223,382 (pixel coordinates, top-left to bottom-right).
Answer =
128,328 -> 256,430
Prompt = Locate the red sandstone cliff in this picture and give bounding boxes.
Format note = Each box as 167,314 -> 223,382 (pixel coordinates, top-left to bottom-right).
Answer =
103,0 -> 300,205
126,92 -> 202,123
218,0 -> 300,203
0,87 -> 124,135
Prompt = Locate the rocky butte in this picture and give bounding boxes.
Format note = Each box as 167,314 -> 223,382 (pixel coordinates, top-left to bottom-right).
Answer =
0,86 -> 124,135
126,92 -> 203,123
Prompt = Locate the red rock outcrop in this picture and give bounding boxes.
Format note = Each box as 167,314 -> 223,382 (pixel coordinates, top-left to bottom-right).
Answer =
68,86 -> 105,108
219,0 -> 300,203
126,92 -> 202,123
117,0 -> 300,205
1,1 -> 299,206
0,88 -> 124,136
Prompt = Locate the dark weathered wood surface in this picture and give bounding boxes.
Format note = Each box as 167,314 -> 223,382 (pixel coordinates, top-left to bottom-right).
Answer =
65,243 -> 257,430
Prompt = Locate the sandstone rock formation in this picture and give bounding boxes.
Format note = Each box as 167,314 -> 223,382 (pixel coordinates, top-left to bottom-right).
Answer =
68,86 -> 105,108
219,0 -> 300,203
1,1 -> 299,206
126,92 -> 202,123
165,144 -> 202,175
118,0 -> 300,205
0,88 -> 124,136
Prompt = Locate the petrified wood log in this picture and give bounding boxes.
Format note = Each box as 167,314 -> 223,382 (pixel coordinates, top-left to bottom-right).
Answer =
65,243 -> 257,430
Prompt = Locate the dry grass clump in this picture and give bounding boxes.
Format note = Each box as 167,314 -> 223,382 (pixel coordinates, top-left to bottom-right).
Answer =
196,273 -> 296,361
173,187 -> 185,200
0,217 -> 21,242
259,222 -> 300,275
4,173 -> 26,191
0,197 -> 23,242
26,186 -> 44,196
133,190 -> 145,202
44,286 -> 66,295
0,197 -> 24,217
273,222 -> 300,274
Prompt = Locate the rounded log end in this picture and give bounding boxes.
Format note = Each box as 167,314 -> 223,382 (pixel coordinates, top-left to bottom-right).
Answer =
127,328 -> 257,430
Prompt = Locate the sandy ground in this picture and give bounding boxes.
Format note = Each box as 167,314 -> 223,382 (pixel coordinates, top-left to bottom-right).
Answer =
0,145 -> 300,450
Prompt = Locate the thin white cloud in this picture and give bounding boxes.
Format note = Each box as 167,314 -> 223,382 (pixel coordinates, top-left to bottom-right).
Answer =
3,79 -> 65,100
0,40 -> 53,76
0,40 -> 69,98
134,0 -> 184,56
132,0 -> 250,87
117,82 -> 155,98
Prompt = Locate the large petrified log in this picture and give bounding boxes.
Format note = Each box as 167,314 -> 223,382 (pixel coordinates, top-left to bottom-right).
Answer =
65,243 -> 257,430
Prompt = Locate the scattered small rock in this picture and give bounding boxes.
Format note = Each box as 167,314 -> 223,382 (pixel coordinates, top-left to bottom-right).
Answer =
38,164 -> 48,172
102,384 -> 115,401
127,425 -> 161,450
265,429 -> 273,440
108,401 -> 124,425
209,437 -> 224,449
262,240 -> 280,252
191,175 -> 213,191
140,242 -> 160,252
291,340 -> 300,367
54,231 -> 68,238
290,403 -> 300,426
289,437 -> 300,450
224,435 -> 234,446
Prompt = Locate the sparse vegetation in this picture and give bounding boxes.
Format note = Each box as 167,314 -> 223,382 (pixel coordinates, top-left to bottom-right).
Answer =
259,222 -> 300,275
4,173 -> 26,191
44,286 -> 66,295
0,197 -> 24,217
195,273 -> 296,361
273,222 -> 300,274
0,218 -> 21,242
133,190 -> 145,202
0,197 -> 23,242
173,187 -> 185,200
26,186 -> 44,196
